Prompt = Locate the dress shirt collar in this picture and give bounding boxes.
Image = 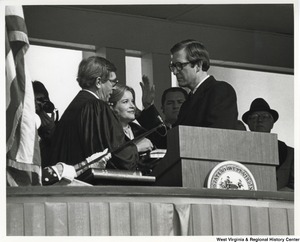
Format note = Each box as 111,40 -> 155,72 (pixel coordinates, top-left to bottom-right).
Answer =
82,89 -> 99,99
192,75 -> 210,94
123,125 -> 134,140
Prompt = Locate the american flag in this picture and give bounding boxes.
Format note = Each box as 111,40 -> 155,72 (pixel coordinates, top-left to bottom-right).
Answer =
6,6 -> 42,186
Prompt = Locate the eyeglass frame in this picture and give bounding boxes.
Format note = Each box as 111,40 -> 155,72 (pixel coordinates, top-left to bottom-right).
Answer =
169,60 -> 200,73
247,112 -> 273,122
97,76 -> 119,87
108,79 -> 118,87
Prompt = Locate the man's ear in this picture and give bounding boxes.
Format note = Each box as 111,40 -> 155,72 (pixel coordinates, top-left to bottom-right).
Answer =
161,105 -> 165,114
196,61 -> 202,72
95,77 -> 102,88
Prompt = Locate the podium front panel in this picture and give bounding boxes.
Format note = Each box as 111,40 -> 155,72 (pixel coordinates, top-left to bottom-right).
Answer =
152,126 -> 279,191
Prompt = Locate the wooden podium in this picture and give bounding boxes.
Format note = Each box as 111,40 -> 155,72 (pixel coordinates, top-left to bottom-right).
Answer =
151,126 -> 279,191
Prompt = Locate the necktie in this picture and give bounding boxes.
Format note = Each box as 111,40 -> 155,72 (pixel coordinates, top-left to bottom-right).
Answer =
187,92 -> 193,102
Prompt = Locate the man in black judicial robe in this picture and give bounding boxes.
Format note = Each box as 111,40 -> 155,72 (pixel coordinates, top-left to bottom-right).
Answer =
48,56 -> 139,171
49,91 -> 138,170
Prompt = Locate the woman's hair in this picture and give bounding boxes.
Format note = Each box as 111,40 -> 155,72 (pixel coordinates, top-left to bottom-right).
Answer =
170,39 -> 210,71
109,83 -> 136,107
76,56 -> 117,89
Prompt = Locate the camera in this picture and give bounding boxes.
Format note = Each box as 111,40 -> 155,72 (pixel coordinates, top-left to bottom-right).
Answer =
37,97 -> 55,113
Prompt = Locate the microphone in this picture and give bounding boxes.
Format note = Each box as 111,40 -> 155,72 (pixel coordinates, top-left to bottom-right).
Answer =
157,115 -> 164,124
156,115 -> 167,137
75,122 -> 165,172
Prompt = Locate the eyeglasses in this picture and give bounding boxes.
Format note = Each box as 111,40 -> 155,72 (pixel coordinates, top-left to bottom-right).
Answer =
169,60 -> 199,73
109,79 -> 118,87
248,113 -> 273,121
97,77 -> 118,87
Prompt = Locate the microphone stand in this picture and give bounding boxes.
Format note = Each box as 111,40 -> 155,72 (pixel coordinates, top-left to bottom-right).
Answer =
75,123 -> 166,174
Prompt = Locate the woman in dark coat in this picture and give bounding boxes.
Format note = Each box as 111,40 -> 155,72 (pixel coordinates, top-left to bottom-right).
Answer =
108,84 -> 163,173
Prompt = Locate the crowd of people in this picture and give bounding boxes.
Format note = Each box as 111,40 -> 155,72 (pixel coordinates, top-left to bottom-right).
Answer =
34,39 -> 294,191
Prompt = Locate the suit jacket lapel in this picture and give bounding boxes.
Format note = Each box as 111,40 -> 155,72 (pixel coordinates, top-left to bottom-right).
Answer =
194,76 -> 215,96
175,76 -> 215,125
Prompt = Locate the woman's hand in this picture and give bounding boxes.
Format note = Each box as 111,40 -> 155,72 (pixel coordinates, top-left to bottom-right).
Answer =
134,137 -> 154,153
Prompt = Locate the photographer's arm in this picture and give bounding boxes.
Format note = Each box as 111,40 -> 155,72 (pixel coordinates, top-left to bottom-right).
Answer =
37,111 -> 56,141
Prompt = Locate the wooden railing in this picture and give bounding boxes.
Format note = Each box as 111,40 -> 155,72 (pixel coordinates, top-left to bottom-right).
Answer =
7,186 -> 294,236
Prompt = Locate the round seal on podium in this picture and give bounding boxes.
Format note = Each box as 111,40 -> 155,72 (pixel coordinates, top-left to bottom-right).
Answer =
207,161 -> 257,190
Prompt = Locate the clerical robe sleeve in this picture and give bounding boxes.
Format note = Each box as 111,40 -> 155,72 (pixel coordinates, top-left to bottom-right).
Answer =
137,105 -> 162,130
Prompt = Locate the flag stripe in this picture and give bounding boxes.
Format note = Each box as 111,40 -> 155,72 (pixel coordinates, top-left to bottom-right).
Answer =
6,102 -> 23,151
17,59 -> 37,164
7,118 -> 22,158
6,49 -> 16,108
8,31 -> 29,58
6,49 -> 26,147
7,158 -> 41,174
6,15 -> 28,34
5,26 -> 12,57
5,5 -> 24,17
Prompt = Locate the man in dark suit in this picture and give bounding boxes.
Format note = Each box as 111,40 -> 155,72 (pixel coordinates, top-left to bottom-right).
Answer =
242,98 -> 294,191
169,39 -> 238,129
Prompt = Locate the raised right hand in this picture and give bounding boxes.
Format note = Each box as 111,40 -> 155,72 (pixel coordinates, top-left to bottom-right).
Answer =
140,75 -> 155,109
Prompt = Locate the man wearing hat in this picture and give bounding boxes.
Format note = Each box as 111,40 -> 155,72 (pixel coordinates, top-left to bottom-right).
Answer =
242,98 -> 294,191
